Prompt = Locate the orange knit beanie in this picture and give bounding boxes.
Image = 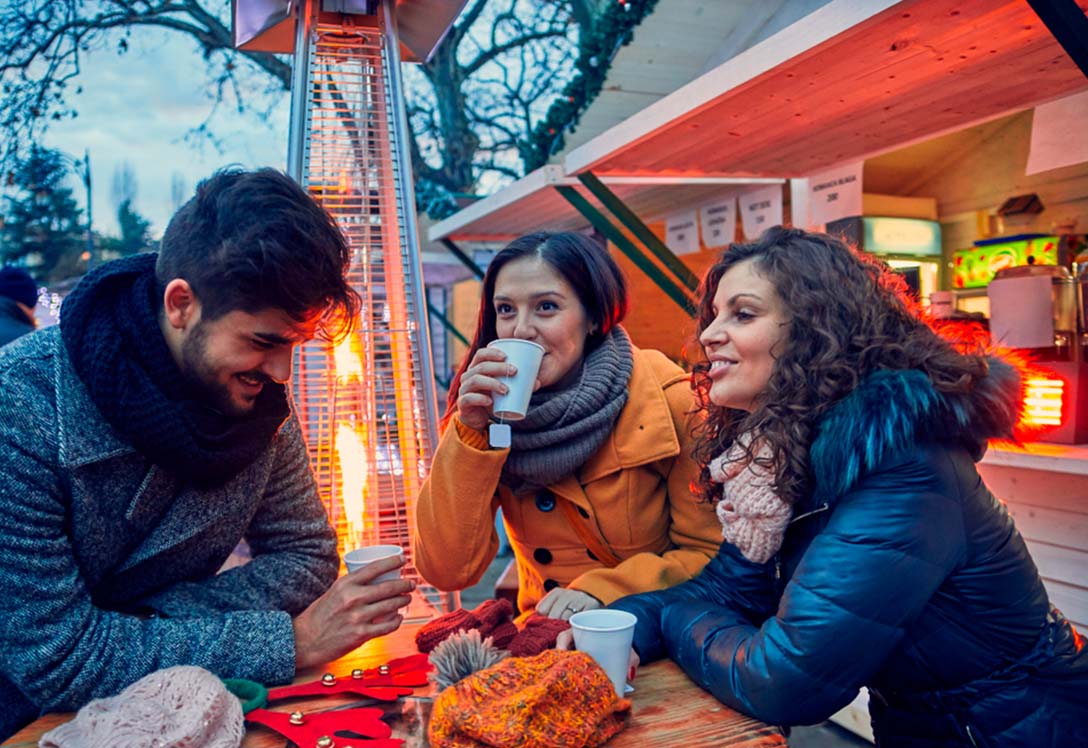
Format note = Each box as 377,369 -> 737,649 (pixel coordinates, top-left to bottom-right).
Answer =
429,649 -> 630,748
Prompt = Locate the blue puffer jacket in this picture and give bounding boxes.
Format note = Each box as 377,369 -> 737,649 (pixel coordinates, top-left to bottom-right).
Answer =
611,360 -> 1088,747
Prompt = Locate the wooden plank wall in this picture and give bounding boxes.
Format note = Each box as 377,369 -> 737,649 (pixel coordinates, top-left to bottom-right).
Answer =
441,278 -> 482,417
898,110 -> 1088,266
976,464 -> 1088,629
607,220 -> 722,364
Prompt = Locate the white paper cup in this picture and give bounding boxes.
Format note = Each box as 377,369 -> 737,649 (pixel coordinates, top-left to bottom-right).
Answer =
569,609 -> 637,699
343,545 -> 404,583
487,338 -> 545,420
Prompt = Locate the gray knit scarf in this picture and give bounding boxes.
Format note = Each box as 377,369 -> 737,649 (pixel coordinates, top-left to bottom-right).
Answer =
500,326 -> 633,493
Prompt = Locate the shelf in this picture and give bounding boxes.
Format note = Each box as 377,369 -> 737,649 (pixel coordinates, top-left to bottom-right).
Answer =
982,441 -> 1088,476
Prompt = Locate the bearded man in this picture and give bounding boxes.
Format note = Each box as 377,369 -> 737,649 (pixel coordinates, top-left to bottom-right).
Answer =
0,169 -> 413,738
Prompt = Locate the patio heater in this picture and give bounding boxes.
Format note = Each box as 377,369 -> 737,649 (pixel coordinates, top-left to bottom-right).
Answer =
234,0 -> 463,617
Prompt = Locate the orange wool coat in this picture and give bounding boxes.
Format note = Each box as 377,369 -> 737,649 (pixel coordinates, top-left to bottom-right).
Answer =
413,346 -> 720,614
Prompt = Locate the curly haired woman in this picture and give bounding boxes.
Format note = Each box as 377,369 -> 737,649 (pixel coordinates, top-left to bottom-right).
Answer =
607,227 -> 1088,747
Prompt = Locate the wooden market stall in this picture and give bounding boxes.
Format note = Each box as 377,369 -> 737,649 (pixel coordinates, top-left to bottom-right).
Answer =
562,0 -> 1088,739
430,0 -> 1088,741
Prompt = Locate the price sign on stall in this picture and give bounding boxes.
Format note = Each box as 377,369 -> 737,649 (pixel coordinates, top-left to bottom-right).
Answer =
699,198 -> 737,248
806,161 -> 863,228
665,209 -> 701,255
740,185 -> 783,239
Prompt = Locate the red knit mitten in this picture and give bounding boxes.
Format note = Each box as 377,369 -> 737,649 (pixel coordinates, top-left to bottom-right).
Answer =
488,620 -> 519,649
472,598 -> 514,633
415,608 -> 478,653
506,614 -> 571,657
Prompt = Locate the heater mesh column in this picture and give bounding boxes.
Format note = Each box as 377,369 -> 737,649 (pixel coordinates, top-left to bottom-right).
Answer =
290,12 -> 446,616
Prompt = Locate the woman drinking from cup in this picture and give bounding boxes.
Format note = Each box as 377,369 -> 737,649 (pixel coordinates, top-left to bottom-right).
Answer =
608,227 -> 1088,746
413,232 -> 720,619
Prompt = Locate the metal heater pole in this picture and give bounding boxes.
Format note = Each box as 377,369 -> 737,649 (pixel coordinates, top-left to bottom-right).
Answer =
380,0 -> 441,452
380,0 -> 453,615
286,0 -> 315,181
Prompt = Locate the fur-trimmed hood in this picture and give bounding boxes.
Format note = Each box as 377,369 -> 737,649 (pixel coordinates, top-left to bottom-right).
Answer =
809,357 -> 1022,503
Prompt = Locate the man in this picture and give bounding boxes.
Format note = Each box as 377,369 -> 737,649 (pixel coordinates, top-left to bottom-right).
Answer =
0,169 -> 414,738
0,265 -> 37,346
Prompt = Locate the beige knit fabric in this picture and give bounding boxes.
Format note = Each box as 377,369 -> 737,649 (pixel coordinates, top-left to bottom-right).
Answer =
39,666 -> 243,748
708,437 -> 792,564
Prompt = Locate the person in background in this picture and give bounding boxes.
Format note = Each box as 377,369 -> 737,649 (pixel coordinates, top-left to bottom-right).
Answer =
0,169 -> 413,740
0,265 -> 38,346
413,232 -> 720,619
606,227 -> 1088,747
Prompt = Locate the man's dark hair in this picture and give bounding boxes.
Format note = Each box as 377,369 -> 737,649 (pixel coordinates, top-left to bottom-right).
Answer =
157,168 -> 359,338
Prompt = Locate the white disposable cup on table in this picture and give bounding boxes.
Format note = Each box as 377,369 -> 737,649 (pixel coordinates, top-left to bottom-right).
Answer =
343,545 -> 404,583
569,609 -> 638,699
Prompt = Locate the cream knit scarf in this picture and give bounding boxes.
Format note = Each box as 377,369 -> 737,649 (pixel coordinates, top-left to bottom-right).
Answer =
708,434 -> 793,564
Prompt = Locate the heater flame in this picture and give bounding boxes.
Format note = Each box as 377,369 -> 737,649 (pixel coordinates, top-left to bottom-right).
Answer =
333,332 -> 371,548
334,332 -> 365,384
336,421 -> 371,548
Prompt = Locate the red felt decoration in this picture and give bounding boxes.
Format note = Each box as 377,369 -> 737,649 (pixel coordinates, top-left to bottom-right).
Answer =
266,654 -> 431,702
246,706 -> 402,747
246,654 -> 431,747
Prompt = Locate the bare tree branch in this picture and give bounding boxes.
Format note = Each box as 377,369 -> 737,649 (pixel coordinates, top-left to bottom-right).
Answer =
461,28 -> 568,79
1,0 -> 597,216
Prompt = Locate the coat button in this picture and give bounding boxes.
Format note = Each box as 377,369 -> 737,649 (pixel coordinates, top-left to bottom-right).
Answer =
543,578 -> 559,592
577,506 -> 589,518
533,548 -> 553,565
535,491 -> 556,512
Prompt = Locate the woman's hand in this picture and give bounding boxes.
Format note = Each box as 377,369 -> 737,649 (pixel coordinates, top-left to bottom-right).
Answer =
555,629 -> 641,684
456,347 -> 515,432
536,587 -> 601,620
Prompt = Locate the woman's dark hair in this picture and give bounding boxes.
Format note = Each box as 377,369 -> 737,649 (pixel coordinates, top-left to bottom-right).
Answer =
444,231 -> 628,421
156,168 -> 360,340
691,226 -> 988,505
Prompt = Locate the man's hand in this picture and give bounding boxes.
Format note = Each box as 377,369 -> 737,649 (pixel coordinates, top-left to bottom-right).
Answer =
535,587 -> 601,620
292,554 -> 415,670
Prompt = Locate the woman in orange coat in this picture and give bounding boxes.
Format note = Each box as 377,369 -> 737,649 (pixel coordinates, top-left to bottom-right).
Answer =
413,232 -> 720,618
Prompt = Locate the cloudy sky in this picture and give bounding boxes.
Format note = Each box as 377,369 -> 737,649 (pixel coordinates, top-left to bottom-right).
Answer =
40,27 -> 292,238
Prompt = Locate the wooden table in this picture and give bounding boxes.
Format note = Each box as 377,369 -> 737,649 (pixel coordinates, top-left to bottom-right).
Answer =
3,624 -> 785,747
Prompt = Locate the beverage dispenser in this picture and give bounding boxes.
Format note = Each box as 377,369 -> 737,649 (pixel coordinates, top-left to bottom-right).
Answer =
988,264 -> 1088,444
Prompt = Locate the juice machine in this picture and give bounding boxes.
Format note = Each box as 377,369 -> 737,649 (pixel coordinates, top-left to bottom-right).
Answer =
987,240 -> 1088,444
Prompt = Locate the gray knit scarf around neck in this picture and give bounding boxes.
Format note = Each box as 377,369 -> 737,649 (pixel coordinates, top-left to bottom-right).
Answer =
500,326 -> 633,493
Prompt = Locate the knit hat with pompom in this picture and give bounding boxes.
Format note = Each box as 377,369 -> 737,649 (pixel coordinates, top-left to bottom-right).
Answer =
429,648 -> 629,748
